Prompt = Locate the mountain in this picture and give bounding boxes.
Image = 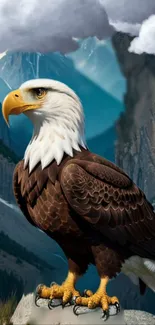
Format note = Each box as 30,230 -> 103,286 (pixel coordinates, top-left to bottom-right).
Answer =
0,51 -> 124,157
0,80 -> 12,149
0,139 -> 18,203
0,231 -> 54,298
112,32 -> 155,204
112,32 -> 155,314
88,126 -> 116,162
67,37 -> 126,102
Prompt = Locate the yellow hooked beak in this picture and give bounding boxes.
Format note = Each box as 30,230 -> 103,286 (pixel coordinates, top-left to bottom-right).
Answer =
2,89 -> 39,125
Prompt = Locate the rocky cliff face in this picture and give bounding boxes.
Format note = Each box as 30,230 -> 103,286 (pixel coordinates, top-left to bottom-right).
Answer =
112,33 -> 155,203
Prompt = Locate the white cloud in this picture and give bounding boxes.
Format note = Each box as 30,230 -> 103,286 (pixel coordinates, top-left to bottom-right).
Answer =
128,15 -> 155,54
109,21 -> 141,37
0,0 -> 114,53
101,0 -> 155,55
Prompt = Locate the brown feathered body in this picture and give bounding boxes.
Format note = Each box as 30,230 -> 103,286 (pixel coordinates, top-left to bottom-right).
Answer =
13,148 -> 155,291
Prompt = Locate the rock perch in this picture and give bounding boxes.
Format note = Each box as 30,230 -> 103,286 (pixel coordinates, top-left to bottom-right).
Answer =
11,293 -> 155,325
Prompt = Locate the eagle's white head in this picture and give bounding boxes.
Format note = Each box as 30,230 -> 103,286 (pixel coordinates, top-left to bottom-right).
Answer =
2,79 -> 87,173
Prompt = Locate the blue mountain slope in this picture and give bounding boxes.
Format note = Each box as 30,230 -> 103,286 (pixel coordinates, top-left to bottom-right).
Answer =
87,126 -> 116,162
0,52 -> 123,157
67,37 -> 126,102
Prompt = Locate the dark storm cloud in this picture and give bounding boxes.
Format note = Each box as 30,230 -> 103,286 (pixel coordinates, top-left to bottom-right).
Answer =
0,0 -> 155,55
0,0 -> 114,53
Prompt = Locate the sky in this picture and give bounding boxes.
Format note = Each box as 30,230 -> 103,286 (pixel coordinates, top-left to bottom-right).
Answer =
0,0 -> 155,55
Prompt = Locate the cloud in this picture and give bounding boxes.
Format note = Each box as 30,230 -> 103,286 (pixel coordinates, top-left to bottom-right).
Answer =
128,15 -> 155,54
0,0 -> 155,55
109,21 -> 141,37
101,0 -> 155,55
100,0 -> 155,24
0,0 -> 114,53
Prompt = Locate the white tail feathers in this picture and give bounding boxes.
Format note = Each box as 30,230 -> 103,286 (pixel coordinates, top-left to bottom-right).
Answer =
122,256 -> 155,292
143,259 -> 155,273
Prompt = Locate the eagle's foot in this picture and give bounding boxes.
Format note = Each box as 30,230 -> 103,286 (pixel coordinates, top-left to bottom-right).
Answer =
73,277 -> 120,320
35,272 -> 80,308
73,293 -> 120,319
48,281 -> 80,309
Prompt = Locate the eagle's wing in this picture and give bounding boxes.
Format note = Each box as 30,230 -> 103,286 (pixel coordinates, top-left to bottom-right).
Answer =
60,154 -> 155,256
13,160 -> 69,232
13,160 -> 37,227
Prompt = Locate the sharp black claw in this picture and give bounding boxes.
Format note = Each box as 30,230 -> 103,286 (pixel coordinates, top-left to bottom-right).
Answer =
73,304 -> 80,316
48,299 -> 53,310
67,301 -> 72,306
72,295 -> 79,304
115,302 -> 120,313
62,302 -> 67,309
83,289 -> 88,297
35,294 -> 40,307
102,310 -> 109,321
74,296 -> 80,304
34,283 -> 44,307
36,283 -> 44,292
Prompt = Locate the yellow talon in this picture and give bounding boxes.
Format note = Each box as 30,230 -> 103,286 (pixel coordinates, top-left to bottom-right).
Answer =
35,271 -> 80,307
73,277 -> 120,319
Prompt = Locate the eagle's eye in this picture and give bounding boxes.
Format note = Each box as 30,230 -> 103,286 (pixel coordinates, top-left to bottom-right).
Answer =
33,88 -> 47,99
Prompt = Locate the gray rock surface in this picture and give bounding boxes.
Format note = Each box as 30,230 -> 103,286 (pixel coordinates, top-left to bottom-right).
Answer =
125,310 -> 155,325
11,293 -> 155,325
11,293 -> 125,325
112,32 -> 155,204
11,294 -> 33,325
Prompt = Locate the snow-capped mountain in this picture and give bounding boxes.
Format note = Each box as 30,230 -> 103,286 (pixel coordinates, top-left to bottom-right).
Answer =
67,37 -> 126,102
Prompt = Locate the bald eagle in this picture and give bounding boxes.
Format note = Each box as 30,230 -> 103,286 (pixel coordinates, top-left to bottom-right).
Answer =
2,79 -> 155,319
